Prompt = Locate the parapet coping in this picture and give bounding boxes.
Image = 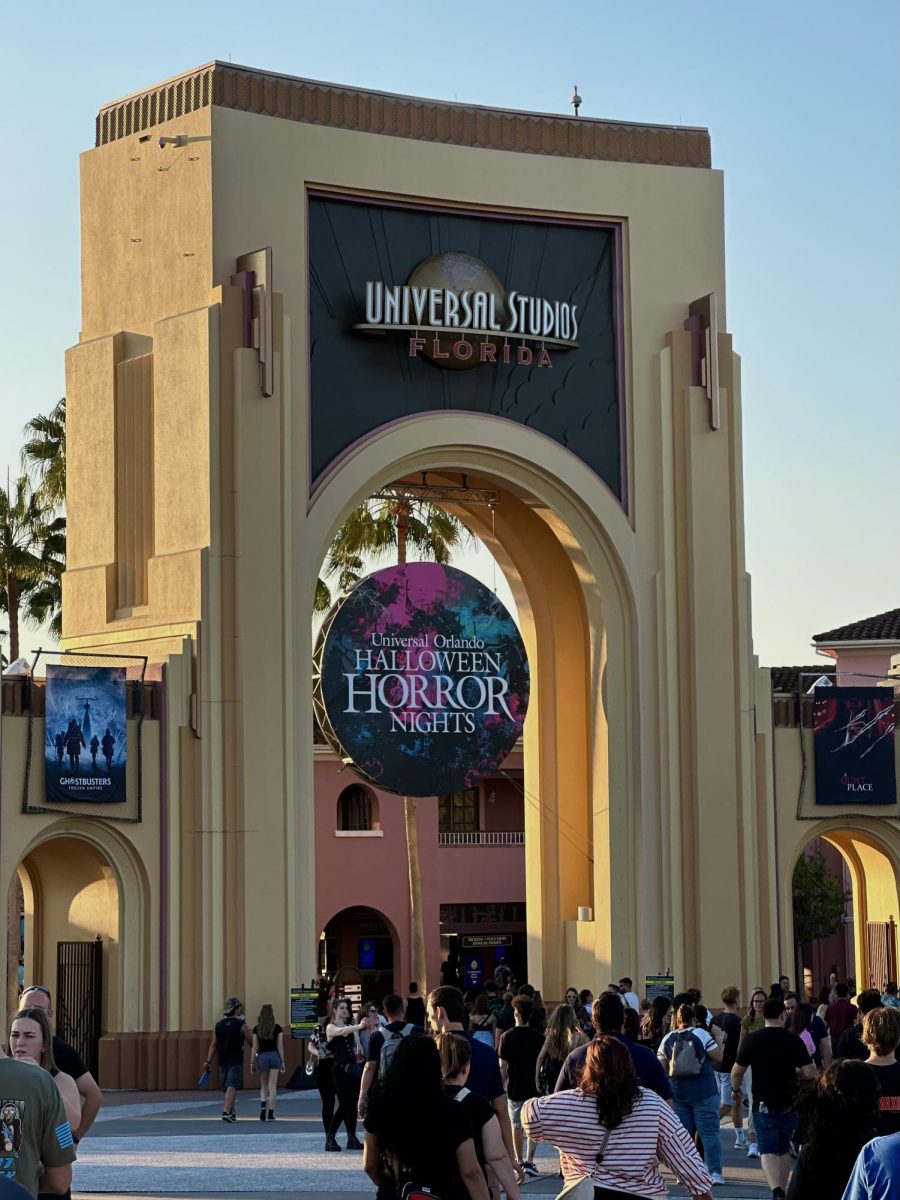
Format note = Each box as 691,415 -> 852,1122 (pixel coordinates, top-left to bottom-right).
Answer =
94,60 -> 712,169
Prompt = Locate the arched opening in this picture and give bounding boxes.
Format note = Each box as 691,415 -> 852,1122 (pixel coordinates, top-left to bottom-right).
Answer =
12,836 -> 120,1075
337,784 -> 379,832
320,906 -> 398,1004
303,414 -> 639,997
792,828 -> 900,999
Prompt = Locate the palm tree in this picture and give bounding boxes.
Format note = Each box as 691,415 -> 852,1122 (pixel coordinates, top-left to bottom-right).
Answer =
22,398 -> 66,509
323,492 -> 473,993
0,477 -> 52,662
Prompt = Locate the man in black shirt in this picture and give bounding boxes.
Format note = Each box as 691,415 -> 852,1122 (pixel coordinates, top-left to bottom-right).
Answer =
203,997 -> 251,1122
357,993 -> 422,1118
21,984 -> 102,1141
732,997 -> 816,1200
498,996 -> 543,1177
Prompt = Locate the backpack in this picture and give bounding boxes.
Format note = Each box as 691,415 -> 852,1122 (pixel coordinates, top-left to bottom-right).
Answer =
379,1023 -> 415,1078
665,1030 -> 704,1077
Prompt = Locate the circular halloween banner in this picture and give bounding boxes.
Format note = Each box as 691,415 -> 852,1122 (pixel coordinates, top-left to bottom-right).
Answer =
314,563 -> 529,797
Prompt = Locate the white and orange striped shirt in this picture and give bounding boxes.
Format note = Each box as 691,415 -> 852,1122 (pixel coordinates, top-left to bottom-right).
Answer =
522,1086 -> 712,1198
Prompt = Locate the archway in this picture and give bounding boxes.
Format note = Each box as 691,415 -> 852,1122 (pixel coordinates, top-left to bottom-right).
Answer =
321,906 -> 399,1005
6,820 -> 153,1041
791,827 -> 900,999
302,413 -> 640,998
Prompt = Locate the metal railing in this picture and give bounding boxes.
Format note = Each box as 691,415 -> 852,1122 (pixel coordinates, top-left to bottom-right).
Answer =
438,831 -> 525,847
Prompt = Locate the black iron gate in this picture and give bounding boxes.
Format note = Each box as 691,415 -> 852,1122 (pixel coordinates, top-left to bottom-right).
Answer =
56,936 -> 103,1077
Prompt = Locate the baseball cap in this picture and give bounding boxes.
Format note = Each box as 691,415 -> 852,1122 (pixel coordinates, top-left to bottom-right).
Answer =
223,997 -> 241,1015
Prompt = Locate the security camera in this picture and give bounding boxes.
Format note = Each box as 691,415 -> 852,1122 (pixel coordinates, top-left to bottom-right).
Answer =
158,135 -> 187,149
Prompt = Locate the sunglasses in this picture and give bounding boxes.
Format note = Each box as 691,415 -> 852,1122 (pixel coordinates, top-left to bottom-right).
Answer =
22,985 -> 51,1000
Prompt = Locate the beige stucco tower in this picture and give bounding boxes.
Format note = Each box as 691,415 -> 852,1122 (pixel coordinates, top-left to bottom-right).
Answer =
1,62 -> 772,1081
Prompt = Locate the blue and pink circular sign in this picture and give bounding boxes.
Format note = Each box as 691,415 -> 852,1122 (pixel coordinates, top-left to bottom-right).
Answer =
315,563 -> 529,797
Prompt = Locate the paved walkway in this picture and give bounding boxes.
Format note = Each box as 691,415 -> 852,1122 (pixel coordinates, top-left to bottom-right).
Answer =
71,1088 -> 776,1198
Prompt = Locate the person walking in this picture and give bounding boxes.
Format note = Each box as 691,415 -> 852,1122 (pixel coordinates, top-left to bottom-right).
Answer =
469,995 -> 497,1048
619,978 -> 642,1012
712,986 -> 747,1149
862,1007 -> 900,1136
523,1035 -> 713,1199
836,990 -> 884,1061
498,995 -> 544,1178
737,987 -> 767,1158
786,1061 -> 880,1200
641,996 -> 673,1051
658,1002 -> 725,1186
358,993 -> 421,1119
8,1008 -> 80,1133
363,1036 -> 490,1200
305,1019 -> 338,1148
203,997 -> 251,1123
826,984 -> 858,1044
731,996 -> 817,1200
881,982 -> 900,1011
438,1033 -> 522,1200
785,992 -> 832,1068
326,997 -> 366,1151
250,1004 -> 285,1121
536,1003 -> 587,1094
427,986 -> 518,1180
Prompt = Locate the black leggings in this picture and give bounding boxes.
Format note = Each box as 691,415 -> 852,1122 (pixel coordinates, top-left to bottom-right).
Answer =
329,1063 -> 360,1139
314,1058 -> 337,1133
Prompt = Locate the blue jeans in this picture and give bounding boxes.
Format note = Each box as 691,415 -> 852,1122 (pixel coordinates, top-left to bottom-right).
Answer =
673,1093 -> 723,1175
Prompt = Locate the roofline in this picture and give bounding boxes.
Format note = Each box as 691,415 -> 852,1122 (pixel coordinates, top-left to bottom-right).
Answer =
812,639 -> 900,651
96,59 -> 710,136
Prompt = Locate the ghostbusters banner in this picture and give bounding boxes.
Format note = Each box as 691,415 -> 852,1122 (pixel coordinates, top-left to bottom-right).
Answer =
44,664 -> 127,804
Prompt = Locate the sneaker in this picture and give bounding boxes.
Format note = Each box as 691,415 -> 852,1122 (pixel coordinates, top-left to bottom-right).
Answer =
346,1135 -> 364,1151
259,1108 -> 267,1122
710,1173 -> 725,1186
734,1132 -> 747,1148
747,1142 -> 760,1158
522,1162 -> 540,1178
266,1110 -> 275,1121
221,1111 -> 234,1123
324,1136 -> 341,1152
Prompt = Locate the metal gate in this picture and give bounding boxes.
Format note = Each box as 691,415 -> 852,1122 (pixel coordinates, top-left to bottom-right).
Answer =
866,918 -> 898,991
56,936 -> 103,1077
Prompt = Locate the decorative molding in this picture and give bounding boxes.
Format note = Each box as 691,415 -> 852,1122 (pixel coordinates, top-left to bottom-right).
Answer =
95,61 -> 711,169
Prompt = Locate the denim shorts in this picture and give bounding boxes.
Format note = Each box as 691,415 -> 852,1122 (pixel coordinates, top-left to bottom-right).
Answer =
508,1098 -> 526,1127
221,1061 -> 243,1090
256,1050 -> 283,1072
754,1108 -> 798,1155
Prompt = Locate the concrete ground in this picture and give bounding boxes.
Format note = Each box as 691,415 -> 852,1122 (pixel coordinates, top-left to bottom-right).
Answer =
72,1088 -> 776,1199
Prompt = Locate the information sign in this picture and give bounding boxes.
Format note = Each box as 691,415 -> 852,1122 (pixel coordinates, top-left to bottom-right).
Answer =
645,975 -> 675,1003
289,987 -> 319,1039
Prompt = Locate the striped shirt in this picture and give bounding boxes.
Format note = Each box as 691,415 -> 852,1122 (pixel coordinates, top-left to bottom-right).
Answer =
522,1086 -> 712,1198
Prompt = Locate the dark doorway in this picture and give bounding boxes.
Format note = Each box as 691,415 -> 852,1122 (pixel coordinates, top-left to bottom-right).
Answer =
56,937 -> 103,1077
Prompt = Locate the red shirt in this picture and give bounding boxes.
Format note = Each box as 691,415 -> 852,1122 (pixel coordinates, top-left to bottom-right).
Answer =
825,998 -> 857,1043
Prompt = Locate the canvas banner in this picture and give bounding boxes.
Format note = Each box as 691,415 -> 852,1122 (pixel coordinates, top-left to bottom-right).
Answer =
813,687 -> 896,806
44,664 -> 127,804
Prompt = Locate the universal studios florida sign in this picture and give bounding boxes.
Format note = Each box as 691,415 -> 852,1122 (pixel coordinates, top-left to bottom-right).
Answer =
353,251 -> 579,369
313,564 -> 530,797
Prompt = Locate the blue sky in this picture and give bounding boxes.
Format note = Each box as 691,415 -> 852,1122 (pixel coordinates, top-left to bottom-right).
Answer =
1,1 -> 897,665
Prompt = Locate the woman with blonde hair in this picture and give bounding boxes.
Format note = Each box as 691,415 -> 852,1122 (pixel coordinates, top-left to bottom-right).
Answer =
535,1003 -> 587,1095
8,1006 -> 81,1132
251,1003 -> 285,1121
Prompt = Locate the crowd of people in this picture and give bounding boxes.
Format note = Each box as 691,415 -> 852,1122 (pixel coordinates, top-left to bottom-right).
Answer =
297,968 -> 900,1200
0,983 -> 103,1199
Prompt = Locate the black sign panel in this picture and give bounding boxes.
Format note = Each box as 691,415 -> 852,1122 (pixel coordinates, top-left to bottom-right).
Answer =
309,195 -> 621,496
289,988 -> 319,1039
813,687 -> 896,806
461,934 -> 513,949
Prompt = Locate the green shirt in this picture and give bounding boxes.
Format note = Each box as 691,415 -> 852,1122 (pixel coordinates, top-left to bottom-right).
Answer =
0,1057 -> 76,1197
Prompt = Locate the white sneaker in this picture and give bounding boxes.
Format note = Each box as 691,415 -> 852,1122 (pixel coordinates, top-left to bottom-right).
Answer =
735,1133 -> 747,1148
747,1142 -> 760,1158
710,1172 -> 725,1186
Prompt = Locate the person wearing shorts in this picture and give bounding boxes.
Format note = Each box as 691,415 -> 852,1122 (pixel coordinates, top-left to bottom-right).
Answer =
731,997 -> 816,1200
251,1004 -> 286,1121
204,997 -> 251,1122
499,996 -> 543,1178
